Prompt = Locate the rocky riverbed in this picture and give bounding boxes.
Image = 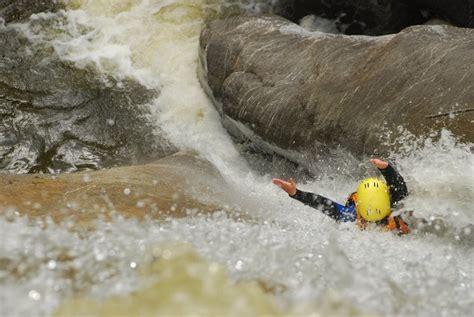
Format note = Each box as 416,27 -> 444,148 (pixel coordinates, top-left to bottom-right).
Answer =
1,1 -> 473,317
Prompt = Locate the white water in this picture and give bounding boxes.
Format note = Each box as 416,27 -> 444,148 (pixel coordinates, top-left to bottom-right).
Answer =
1,0 -> 473,316
299,15 -> 340,34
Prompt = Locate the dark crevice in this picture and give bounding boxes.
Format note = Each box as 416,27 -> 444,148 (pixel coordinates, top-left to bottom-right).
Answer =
28,145 -> 56,174
27,135 -> 113,173
283,0 -> 473,36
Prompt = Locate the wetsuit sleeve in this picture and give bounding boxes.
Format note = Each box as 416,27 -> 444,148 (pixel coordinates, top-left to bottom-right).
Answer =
290,189 -> 341,221
379,164 -> 408,205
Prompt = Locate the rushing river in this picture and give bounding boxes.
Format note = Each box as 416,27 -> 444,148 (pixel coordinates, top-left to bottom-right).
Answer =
1,0 -> 473,316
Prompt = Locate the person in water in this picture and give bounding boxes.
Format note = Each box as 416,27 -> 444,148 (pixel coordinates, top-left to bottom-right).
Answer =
272,159 -> 410,234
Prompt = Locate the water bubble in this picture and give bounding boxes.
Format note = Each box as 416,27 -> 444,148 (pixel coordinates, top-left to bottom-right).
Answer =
47,260 -> 57,270
28,290 -> 41,301
130,262 -> 137,269
106,118 -> 115,126
95,253 -> 106,261
66,201 -> 79,209
4,207 -> 18,222
235,260 -> 243,270
83,174 -> 91,182
123,188 -> 131,195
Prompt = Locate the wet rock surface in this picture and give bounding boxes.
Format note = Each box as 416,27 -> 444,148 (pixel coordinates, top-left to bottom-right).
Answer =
0,27 -> 176,174
0,152 -> 243,226
288,0 -> 473,35
199,16 -> 474,164
0,0 -> 62,23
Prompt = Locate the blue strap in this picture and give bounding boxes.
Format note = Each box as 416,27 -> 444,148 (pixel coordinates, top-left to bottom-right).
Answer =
334,202 -> 356,222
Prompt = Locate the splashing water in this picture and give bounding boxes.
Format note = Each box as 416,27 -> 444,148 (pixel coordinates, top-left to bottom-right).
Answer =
386,129 -> 474,227
1,0 -> 473,316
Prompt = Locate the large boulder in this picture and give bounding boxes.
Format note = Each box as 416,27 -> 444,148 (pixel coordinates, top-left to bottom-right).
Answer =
199,16 -> 474,165
0,26 -> 176,173
0,152 -> 243,226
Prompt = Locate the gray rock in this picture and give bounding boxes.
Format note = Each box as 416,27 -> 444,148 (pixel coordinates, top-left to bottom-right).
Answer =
0,26 -> 176,173
0,151 -> 244,224
0,0 -> 62,23
199,16 -> 474,166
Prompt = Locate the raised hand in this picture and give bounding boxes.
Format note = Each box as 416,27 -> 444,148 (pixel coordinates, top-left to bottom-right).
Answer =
272,177 -> 297,196
370,158 -> 389,169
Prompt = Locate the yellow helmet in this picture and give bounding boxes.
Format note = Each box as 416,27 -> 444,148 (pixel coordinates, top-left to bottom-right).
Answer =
355,177 -> 391,222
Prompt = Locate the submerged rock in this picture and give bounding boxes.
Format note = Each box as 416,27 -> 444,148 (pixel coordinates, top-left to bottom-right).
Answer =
0,26 -> 176,173
53,242 -> 371,317
199,16 -> 474,166
0,152 -> 244,226
54,243 -> 283,317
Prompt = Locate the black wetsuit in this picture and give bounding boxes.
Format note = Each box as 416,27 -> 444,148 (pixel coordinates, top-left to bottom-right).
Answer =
290,164 -> 408,222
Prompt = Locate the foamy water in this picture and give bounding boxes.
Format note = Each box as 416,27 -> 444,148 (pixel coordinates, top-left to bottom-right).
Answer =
1,0 -> 473,316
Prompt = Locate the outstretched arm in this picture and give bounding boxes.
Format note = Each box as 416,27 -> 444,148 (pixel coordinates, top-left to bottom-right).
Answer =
370,159 -> 408,205
290,189 -> 343,221
272,178 -> 347,221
